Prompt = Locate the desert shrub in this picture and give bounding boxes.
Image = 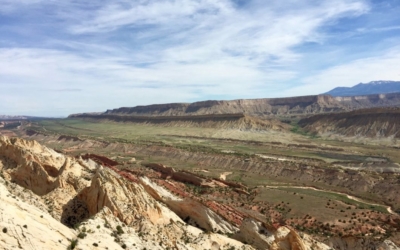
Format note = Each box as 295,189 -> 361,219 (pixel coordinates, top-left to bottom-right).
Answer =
116,225 -> 124,235
77,232 -> 87,239
70,239 -> 78,250
2,228 -> 7,233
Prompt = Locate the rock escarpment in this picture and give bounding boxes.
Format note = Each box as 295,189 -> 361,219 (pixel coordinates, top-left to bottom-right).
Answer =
299,107 -> 400,139
72,95 -> 343,118
70,93 -> 400,119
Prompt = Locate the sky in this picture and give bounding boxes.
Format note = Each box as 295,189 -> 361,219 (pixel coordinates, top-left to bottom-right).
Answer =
1,0 -> 400,116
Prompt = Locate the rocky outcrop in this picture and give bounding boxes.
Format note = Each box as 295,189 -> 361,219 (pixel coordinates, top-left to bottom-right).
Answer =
80,153 -> 119,166
144,163 -> 227,188
327,236 -> 400,250
140,176 -> 238,234
0,135 -> 94,196
235,218 -> 331,250
0,176 -> 76,250
77,167 -> 179,226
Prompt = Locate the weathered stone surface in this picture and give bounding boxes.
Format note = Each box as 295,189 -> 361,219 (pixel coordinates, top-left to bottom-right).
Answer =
236,218 -> 331,250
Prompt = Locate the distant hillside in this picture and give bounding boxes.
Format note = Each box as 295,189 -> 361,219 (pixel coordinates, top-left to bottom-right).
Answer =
99,95 -> 343,117
70,93 -> 400,119
69,113 -> 290,131
325,80 -> 400,97
299,107 -> 400,139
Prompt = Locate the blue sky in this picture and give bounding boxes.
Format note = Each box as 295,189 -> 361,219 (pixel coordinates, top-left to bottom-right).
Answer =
1,0 -> 400,116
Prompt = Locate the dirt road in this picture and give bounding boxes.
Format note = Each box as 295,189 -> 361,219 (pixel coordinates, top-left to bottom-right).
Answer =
263,185 -> 397,215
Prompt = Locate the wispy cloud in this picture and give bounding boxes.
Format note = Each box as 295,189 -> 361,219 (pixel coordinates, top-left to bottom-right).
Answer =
49,88 -> 82,92
356,25 -> 400,33
1,0 -> 400,116
69,0 -> 369,64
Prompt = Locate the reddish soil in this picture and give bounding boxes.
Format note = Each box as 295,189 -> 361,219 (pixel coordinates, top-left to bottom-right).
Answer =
205,201 -> 244,226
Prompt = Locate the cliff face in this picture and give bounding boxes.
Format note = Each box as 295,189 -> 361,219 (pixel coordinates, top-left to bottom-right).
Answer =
71,93 -> 400,119
299,107 -> 400,139
105,103 -> 190,116
99,95 -> 343,117
335,93 -> 400,109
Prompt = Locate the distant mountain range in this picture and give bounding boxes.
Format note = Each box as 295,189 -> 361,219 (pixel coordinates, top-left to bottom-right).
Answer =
0,115 -> 53,121
324,80 -> 400,96
0,115 -> 29,120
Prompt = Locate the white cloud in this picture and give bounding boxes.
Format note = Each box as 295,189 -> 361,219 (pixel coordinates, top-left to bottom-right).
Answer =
0,47 -> 295,116
69,0 -> 235,34
2,0 -> 391,116
69,0 -> 369,65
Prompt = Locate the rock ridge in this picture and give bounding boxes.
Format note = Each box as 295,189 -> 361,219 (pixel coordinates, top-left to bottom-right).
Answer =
69,93 -> 400,119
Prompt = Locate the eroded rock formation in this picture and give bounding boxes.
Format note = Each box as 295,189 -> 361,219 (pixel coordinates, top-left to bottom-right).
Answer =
2,135 -> 391,249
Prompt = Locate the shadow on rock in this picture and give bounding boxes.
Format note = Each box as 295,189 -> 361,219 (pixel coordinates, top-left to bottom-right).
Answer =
61,197 -> 90,228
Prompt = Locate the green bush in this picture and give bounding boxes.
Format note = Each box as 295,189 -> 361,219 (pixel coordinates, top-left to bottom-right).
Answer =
77,232 -> 87,239
116,225 -> 124,235
70,239 -> 78,250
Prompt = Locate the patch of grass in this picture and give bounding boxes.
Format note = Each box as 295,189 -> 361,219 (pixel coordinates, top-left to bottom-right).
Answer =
290,124 -> 306,135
